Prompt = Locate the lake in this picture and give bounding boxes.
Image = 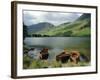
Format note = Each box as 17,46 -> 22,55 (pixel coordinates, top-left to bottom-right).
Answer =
24,37 -> 90,60
24,37 -> 90,48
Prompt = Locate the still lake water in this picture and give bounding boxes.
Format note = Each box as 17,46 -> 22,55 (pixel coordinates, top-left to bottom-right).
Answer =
24,37 -> 90,59
24,37 -> 90,48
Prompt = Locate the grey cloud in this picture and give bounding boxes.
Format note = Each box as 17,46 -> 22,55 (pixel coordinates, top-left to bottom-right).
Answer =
23,11 -> 82,26
43,12 -> 81,25
23,13 -> 36,26
44,12 -> 80,21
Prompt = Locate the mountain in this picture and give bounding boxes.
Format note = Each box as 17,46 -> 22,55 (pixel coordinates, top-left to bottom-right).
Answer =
77,13 -> 91,21
27,22 -> 54,34
36,14 -> 91,37
27,13 -> 91,37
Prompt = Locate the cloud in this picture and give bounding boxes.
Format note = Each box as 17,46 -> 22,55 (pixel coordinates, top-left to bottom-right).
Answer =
43,12 -> 82,25
23,11 -> 82,26
23,12 -> 36,26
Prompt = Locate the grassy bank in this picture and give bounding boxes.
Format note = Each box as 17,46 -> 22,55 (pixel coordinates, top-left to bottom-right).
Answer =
23,54 -> 90,69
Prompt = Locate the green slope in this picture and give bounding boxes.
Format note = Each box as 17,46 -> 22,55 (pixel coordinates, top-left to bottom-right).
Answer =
36,19 -> 90,37
31,14 -> 91,37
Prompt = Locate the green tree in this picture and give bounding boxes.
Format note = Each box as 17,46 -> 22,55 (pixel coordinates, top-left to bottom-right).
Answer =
23,23 -> 28,40
63,31 -> 72,36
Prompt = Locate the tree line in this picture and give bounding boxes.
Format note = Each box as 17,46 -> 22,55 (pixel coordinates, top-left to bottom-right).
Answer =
23,23 -> 50,40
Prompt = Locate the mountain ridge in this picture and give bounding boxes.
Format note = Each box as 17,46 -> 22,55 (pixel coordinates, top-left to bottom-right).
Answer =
25,13 -> 91,37
27,22 -> 54,34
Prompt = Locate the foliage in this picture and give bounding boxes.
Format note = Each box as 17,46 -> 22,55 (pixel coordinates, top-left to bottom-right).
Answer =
23,54 -> 32,69
32,34 -> 50,37
23,56 -> 90,69
23,23 -> 28,40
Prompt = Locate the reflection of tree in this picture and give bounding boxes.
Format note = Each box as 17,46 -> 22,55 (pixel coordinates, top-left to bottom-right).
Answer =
23,23 -> 28,40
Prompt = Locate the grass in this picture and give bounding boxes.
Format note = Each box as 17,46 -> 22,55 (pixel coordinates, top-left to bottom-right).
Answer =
34,19 -> 90,37
72,27 -> 90,36
23,45 -> 91,69
23,54 -> 90,69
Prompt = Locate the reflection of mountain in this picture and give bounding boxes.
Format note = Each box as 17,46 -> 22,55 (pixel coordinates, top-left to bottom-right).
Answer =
26,13 -> 91,37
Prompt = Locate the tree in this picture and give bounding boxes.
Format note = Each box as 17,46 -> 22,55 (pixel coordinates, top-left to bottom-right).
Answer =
23,23 -> 28,40
63,31 -> 72,36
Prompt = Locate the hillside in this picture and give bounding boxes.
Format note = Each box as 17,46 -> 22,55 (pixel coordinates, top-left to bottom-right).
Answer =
27,22 -> 54,34
27,13 -> 91,37
77,13 -> 91,21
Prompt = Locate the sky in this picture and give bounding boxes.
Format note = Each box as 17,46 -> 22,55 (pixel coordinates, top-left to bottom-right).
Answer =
23,10 -> 83,26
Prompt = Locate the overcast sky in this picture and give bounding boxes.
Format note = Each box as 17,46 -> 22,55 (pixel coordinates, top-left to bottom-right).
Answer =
23,11 -> 83,26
